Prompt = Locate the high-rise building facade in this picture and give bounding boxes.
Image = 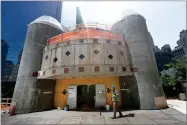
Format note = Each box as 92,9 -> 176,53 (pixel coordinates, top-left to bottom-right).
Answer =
173,29 -> 187,60
16,49 -> 23,65
2,60 -> 14,82
153,44 -> 173,72
9,49 -> 23,82
1,39 -> 9,77
161,44 -> 172,52
76,7 -> 84,25
153,46 -> 161,52
2,1 -> 63,64
154,52 -> 173,72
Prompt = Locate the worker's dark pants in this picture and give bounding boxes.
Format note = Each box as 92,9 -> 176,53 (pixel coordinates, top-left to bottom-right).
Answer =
113,102 -> 123,118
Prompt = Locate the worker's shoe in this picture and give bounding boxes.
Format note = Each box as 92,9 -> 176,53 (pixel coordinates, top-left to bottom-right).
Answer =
118,112 -> 123,118
118,114 -> 123,118
111,112 -> 116,119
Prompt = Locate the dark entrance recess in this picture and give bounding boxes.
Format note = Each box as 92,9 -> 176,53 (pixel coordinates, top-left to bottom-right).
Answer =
77,85 -> 95,110
1,81 -> 16,98
36,79 -> 56,112
119,76 -> 140,110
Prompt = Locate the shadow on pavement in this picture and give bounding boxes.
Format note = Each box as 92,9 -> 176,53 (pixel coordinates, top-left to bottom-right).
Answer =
116,113 -> 135,119
123,113 -> 135,117
69,108 -> 140,112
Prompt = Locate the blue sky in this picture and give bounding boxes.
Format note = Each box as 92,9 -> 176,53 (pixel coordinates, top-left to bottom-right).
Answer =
2,1 -> 61,64
61,1 -> 186,50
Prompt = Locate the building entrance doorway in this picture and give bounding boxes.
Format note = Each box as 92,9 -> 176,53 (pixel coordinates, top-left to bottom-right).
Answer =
77,85 -> 95,109
119,76 -> 140,109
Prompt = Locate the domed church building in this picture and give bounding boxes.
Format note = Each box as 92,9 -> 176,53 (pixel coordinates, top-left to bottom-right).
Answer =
11,8 -> 167,113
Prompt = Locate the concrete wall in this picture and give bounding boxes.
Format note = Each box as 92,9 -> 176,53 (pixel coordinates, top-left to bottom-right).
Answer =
11,23 -> 62,113
111,14 -> 167,109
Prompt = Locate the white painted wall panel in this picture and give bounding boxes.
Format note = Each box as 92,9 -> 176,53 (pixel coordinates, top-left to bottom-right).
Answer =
104,44 -> 118,64
90,44 -> 104,64
75,44 -> 90,65
55,47 -> 62,67
117,46 -> 126,65
61,45 -> 75,66
50,49 -> 56,68
41,50 -> 51,70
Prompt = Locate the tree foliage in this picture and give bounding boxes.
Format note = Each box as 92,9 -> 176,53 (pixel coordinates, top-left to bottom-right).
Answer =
161,57 -> 186,87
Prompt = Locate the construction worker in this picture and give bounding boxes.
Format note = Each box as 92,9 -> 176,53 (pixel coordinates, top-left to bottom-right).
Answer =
111,85 -> 123,119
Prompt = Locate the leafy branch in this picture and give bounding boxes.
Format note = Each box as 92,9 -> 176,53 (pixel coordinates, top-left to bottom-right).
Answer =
160,56 -> 186,87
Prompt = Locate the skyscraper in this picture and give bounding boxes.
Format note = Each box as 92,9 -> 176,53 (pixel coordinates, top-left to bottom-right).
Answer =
17,49 -> 23,65
9,49 -> 23,82
2,1 -> 63,64
76,7 -> 84,25
2,60 -> 14,82
173,29 -> 187,60
1,39 -> 9,77
161,44 -> 172,52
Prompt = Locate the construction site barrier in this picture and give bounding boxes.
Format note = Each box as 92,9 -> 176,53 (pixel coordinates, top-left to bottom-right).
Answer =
1,98 -> 12,111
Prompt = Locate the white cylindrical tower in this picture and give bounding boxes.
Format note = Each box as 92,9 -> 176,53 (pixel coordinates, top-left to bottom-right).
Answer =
11,16 -> 63,113
111,11 -> 167,109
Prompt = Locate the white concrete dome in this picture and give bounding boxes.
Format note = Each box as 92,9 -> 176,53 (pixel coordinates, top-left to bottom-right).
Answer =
112,9 -> 145,27
122,9 -> 139,17
28,15 -> 63,31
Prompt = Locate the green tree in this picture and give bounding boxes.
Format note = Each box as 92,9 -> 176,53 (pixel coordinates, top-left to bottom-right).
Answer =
161,56 -> 186,87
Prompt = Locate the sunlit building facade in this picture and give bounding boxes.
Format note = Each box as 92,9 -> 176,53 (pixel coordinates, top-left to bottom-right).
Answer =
12,9 -> 167,114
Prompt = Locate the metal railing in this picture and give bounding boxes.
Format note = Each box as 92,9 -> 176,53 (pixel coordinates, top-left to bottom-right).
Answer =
1,98 -> 12,106
48,22 -> 123,44
48,29 -> 123,44
68,22 -> 111,32
1,98 -> 12,112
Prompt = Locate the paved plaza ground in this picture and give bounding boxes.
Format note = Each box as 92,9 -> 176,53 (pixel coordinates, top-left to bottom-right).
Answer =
167,99 -> 186,114
1,100 -> 186,125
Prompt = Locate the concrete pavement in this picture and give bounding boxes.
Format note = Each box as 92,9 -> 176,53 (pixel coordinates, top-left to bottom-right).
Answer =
167,99 -> 186,114
1,108 -> 186,125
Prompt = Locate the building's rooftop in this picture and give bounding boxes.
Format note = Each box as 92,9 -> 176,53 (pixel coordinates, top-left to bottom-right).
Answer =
154,51 -> 173,56
28,15 -> 63,31
173,46 -> 183,52
180,29 -> 187,35
112,9 -> 145,27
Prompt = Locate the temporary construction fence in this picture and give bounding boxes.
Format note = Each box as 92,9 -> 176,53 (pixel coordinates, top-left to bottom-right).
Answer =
1,98 -> 12,111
